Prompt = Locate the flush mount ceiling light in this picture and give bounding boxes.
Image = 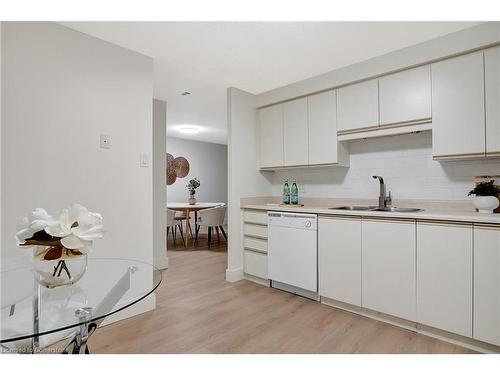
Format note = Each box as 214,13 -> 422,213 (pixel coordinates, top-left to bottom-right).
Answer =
175,125 -> 203,135
180,91 -> 191,96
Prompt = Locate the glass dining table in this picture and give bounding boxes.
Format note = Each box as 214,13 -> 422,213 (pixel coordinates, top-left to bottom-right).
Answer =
0,258 -> 161,354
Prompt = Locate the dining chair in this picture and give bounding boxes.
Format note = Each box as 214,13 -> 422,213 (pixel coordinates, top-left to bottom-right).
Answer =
166,209 -> 184,243
195,206 -> 227,248
174,212 -> 193,237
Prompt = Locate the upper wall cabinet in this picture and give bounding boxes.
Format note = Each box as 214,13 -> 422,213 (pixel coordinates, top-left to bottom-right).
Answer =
308,90 -> 348,166
283,98 -> 309,166
485,47 -> 500,157
257,91 -> 349,170
379,65 -> 431,126
337,79 -> 379,133
258,104 -> 284,168
431,52 -> 486,160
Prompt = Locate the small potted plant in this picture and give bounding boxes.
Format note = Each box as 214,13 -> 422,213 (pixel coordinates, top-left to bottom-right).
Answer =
16,204 -> 104,288
468,180 -> 500,213
186,178 -> 200,205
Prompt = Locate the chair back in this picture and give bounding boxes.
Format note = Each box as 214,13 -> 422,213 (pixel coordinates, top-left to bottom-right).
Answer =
198,206 -> 226,226
166,209 -> 176,227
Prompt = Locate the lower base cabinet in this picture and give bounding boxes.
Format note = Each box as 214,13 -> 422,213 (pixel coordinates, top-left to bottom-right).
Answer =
319,216 -> 362,306
243,250 -> 268,280
417,222 -> 473,337
362,219 -> 416,321
474,225 -> 500,346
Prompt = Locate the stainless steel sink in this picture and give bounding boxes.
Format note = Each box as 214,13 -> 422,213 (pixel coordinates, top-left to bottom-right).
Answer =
330,206 -> 422,213
372,207 -> 422,213
329,206 -> 377,211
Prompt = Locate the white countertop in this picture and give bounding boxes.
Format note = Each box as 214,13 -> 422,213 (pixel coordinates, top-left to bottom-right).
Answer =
242,204 -> 500,225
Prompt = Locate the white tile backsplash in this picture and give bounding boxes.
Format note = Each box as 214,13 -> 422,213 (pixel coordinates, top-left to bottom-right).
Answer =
271,132 -> 500,201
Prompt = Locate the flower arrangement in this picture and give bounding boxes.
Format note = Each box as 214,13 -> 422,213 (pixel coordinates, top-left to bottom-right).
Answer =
186,178 -> 200,195
16,204 -> 105,261
468,180 -> 500,197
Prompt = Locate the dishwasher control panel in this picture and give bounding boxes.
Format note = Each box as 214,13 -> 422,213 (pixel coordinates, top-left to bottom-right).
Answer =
267,212 -> 317,230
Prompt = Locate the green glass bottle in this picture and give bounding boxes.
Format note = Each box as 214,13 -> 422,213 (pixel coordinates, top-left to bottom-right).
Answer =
291,180 -> 299,205
283,180 -> 290,205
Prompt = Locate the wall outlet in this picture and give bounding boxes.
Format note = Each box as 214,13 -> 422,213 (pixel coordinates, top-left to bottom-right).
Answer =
100,134 -> 111,149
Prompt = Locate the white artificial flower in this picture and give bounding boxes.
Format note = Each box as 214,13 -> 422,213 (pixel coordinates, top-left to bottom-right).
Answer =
15,208 -> 58,245
45,204 -> 104,251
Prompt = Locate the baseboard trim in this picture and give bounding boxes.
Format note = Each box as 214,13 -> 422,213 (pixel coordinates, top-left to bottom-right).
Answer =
225,267 -> 244,282
321,296 -> 500,354
102,292 -> 156,326
244,273 -> 270,287
154,255 -> 169,270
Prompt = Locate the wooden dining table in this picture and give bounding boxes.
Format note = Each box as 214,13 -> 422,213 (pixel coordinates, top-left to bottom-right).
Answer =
167,202 -> 225,247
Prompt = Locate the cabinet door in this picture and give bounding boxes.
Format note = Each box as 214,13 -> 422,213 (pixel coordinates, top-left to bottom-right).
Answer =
474,226 -> 500,346
431,52 -> 485,159
283,98 -> 309,166
485,47 -> 500,156
379,65 -> 431,125
362,219 -> 416,321
416,222 -> 473,337
337,79 -> 379,132
258,104 -> 283,168
319,216 -> 362,306
244,250 -> 268,280
308,91 -> 338,165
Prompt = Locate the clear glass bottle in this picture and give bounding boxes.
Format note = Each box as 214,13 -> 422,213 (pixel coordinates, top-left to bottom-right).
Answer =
283,180 -> 290,205
291,180 -> 299,205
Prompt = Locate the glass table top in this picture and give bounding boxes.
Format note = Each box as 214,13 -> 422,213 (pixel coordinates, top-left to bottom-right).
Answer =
0,258 -> 161,348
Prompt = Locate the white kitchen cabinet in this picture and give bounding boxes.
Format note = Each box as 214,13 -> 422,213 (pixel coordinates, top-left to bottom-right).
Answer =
319,216 -> 362,306
283,97 -> 309,166
308,91 -> 338,165
258,104 -> 283,168
416,222 -> 473,337
337,79 -> 379,133
379,65 -> 431,126
484,47 -> 500,156
362,219 -> 416,321
244,250 -> 268,280
431,52 -> 485,159
474,225 -> 500,346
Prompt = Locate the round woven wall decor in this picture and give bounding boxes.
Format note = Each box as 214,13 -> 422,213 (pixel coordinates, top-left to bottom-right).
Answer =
166,153 -> 190,185
173,157 -> 190,178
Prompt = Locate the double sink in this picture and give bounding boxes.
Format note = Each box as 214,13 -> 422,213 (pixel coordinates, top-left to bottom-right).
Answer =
330,206 -> 422,213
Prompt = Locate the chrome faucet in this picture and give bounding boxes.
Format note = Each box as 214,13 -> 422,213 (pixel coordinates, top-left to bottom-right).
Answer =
372,176 -> 392,209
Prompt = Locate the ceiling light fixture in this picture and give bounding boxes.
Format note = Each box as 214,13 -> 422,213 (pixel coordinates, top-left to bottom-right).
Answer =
181,91 -> 191,96
178,126 -> 201,135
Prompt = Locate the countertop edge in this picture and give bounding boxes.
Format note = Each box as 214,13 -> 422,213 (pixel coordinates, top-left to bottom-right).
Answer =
241,204 -> 500,226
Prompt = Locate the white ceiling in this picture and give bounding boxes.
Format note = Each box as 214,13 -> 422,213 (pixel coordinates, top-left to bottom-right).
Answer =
61,21 -> 482,144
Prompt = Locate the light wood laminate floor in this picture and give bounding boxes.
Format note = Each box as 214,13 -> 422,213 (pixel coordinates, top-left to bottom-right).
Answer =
89,234 -> 476,354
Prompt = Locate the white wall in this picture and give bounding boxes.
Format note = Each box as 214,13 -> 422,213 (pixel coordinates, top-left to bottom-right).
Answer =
1,22 -> 154,313
258,22 -> 500,106
226,88 -> 272,282
271,132 -> 500,202
166,137 -> 228,204
153,99 -> 168,269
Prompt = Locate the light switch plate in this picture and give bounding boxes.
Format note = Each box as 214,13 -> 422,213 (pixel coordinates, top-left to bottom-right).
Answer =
100,134 -> 111,149
140,153 -> 149,167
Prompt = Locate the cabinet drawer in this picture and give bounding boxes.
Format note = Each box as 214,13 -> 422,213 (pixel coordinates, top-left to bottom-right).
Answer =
244,236 -> 268,253
243,210 -> 268,225
244,250 -> 268,279
244,223 -> 268,239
